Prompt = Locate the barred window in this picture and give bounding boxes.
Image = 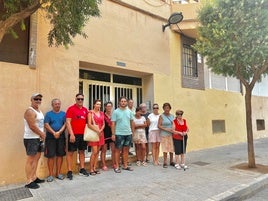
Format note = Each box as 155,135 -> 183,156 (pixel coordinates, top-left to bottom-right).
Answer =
183,44 -> 198,77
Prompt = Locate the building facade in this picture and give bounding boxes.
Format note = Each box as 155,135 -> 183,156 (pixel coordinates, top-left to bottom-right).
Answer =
0,0 -> 267,185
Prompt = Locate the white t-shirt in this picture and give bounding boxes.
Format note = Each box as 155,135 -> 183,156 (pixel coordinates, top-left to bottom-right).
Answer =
133,116 -> 146,132
148,113 -> 160,132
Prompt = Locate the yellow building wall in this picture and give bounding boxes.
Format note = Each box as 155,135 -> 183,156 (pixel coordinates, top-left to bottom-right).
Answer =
0,0 -> 259,186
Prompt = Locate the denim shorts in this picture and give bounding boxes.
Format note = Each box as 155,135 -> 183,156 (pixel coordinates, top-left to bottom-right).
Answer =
115,135 -> 132,149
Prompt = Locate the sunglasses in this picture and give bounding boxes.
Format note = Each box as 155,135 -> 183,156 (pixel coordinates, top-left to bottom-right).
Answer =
176,113 -> 183,116
76,98 -> 84,101
153,107 -> 159,109
33,98 -> 42,101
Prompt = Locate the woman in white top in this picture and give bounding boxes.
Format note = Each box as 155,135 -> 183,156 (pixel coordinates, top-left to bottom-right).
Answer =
147,103 -> 161,165
133,107 -> 147,166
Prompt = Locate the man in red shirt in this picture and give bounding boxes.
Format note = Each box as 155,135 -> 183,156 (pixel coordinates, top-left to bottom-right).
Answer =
66,93 -> 89,179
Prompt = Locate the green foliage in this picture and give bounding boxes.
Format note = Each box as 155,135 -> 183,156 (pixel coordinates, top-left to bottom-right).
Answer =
194,0 -> 268,82
0,0 -> 101,47
46,0 -> 101,47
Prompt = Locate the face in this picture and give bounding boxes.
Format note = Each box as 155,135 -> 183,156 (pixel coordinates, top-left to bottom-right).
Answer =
105,103 -> 113,112
52,99 -> 61,112
140,105 -> 147,112
128,100 -> 134,108
163,106 -> 171,114
176,112 -> 183,119
153,105 -> 159,113
75,95 -> 84,107
94,101 -> 102,110
119,98 -> 128,108
31,96 -> 42,107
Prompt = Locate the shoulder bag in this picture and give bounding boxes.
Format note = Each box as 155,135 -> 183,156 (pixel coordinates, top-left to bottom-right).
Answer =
83,113 -> 99,142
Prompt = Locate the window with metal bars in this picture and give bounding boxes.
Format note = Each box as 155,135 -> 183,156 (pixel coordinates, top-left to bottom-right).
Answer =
183,44 -> 198,77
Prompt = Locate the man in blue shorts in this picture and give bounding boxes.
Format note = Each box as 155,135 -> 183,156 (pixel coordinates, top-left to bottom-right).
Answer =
111,96 -> 135,173
44,98 -> 66,182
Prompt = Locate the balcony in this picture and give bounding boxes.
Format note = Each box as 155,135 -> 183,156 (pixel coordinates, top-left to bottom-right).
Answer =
170,0 -> 201,39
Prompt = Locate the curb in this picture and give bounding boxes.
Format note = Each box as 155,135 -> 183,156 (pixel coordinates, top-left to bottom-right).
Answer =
205,174 -> 268,201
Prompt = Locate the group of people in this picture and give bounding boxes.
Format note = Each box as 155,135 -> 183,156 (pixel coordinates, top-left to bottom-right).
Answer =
23,93 -> 189,189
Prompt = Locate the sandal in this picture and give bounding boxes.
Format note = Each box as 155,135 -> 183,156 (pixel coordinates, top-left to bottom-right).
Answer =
89,172 -> 96,176
102,166 -> 108,171
94,170 -> 100,174
163,163 -> 168,168
114,168 -> 121,173
122,167 -> 133,171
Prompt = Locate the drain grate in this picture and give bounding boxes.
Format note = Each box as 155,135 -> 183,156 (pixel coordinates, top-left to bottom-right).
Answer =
192,161 -> 210,166
0,187 -> 33,201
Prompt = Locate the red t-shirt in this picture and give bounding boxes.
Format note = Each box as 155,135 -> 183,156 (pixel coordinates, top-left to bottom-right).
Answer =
173,119 -> 188,140
66,104 -> 88,135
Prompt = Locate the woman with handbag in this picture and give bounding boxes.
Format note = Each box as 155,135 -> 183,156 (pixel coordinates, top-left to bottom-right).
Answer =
87,99 -> 105,175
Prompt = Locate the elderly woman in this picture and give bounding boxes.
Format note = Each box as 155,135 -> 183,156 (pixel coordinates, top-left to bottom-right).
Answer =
158,102 -> 175,168
172,109 -> 189,170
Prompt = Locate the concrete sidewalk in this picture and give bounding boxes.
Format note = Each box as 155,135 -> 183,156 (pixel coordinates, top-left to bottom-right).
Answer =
1,137 -> 268,201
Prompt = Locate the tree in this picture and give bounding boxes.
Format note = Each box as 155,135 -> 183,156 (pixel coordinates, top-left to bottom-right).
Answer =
0,0 -> 101,47
193,0 -> 268,168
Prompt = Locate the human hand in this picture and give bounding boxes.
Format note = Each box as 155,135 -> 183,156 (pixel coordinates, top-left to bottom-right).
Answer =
54,131 -> 60,139
70,134 -> 75,143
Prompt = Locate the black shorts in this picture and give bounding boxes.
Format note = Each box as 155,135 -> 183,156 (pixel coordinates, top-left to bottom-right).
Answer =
68,134 -> 87,152
24,139 -> 44,156
44,138 -> 66,158
173,136 -> 188,155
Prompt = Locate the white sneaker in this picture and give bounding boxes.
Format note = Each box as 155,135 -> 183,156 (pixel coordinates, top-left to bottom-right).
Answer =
142,161 -> 147,167
174,164 -> 181,170
136,161 -> 141,166
180,164 -> 188,169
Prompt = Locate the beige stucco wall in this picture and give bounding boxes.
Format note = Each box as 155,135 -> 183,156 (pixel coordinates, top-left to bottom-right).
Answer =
0,0 -> 265,186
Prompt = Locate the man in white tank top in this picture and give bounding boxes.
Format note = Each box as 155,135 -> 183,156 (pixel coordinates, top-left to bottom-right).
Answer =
23,93 -> 46,189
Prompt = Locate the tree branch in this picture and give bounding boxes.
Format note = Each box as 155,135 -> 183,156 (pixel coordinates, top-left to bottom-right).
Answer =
0,0 -> 42,42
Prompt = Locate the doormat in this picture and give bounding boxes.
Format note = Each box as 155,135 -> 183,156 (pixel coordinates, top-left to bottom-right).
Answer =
0,187 -> 33,201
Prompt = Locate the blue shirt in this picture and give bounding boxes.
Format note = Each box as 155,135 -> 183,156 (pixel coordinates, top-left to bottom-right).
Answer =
111,108 -> 134,136
44,110 -> 66,139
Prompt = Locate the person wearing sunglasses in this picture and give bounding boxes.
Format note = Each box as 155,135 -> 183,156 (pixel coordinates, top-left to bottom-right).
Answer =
66,93 -> 89,180
23,93 -> 45,189
172,109 -> 189,170
147,103 -> 161,166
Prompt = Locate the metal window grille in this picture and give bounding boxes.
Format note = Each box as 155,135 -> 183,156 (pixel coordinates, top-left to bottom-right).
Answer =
183,44 -> 198,77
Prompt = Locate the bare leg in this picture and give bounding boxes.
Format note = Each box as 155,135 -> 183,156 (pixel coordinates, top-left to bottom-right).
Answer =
122,146 -> 130,168
101,144 -> 107,168
114,148 -> 121,169
25,153 -> 40,183
32,152 -> 41,180
56,156 -> 63,176
163,152 -> 167,165
110,142 -> 116,167
155,142 -> 160,164
89,146 -> 98,172
169,152 -> 174,164
141,143 -> 146,162
47,157 -> 55,176
78,150 -> 85,169
66,151 -> 74,171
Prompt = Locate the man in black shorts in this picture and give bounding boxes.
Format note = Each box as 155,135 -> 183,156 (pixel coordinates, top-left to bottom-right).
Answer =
23,93 -> 46,189
44,98 -> 66,182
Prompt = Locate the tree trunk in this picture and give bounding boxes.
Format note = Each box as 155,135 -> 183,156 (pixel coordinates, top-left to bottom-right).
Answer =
244,87 -> 256,168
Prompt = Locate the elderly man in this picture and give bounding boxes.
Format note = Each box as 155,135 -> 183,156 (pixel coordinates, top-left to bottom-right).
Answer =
23,93 -> 46,189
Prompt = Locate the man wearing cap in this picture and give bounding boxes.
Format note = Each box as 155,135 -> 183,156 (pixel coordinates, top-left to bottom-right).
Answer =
23,93 -> 46,189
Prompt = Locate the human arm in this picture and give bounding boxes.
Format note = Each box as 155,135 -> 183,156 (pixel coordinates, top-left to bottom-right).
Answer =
111,121 -> 116,141
24,109 -> 45,140
66,118 -> 75,142
87,112 -> 100,134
